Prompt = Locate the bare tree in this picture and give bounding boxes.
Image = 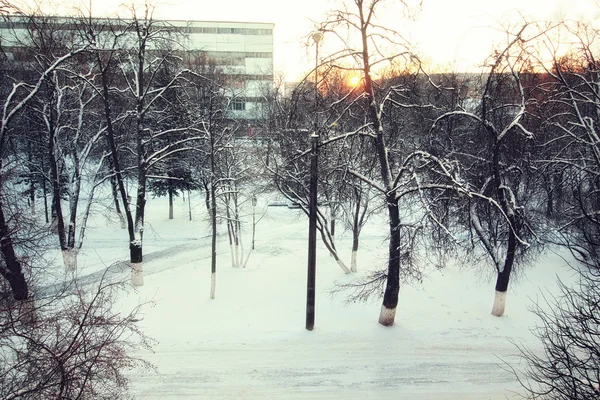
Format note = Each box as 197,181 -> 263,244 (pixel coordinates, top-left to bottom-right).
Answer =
531,19 -> 600,275
268,76 -> 352,274
0,9 -> 87,310
515,264 -> 600,400
316,0 -> 468,326
430,24 -> 539,317
16,15 -> 111,272
0,269 -> 153,399
184,51 -> 231,298
84,7 -> 202,286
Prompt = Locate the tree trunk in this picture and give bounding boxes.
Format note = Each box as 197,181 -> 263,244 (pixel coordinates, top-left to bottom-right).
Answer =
210,180 -> 217,299
330,206 -> 336,242
42,162 -> 49,224
225,194 -> 237,267
490,129 -> 519,317
210,133 -> 217,299
168,186 -> 174,220
130,240 -> 143,286
379,195 -> 401,326
48,100 -> 69,266
64,176 -> 81,273
0,203 -> 28,301
234,192 -> 241,267
358,10 -> 403,325
251,200 -> 256,251
491,229 -> 517,317
62,249 -> 78,273
27,141 -> 36,215
29,177 -> 35,215
111,173 -> 126,229
188,189 -> 192,221
204,180 -> 211,212
132,167 -> 146,286
227,218 -> 235,267
351,188 -> 362,273
317,225 -> 351,274
351,233 -> 359,273
97,51 -> 137,285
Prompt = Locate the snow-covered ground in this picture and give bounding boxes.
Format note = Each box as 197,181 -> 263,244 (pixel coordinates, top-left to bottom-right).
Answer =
70,190 -> 573,399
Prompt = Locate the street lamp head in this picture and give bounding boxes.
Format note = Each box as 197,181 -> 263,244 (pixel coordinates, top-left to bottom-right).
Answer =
312,31 -> 323,44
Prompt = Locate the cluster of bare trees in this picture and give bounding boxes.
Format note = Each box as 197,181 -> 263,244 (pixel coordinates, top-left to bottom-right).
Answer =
265,2 -> 599,396
0,0 -> 598,397
0,1 -> 250,396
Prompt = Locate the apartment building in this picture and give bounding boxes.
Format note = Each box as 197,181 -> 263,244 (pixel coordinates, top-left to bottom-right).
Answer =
0,16 -> 274,120
169,19 -> 273,119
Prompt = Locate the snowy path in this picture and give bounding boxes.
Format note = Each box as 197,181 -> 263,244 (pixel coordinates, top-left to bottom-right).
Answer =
99,197 -> 569,400
130,339 -> 520,399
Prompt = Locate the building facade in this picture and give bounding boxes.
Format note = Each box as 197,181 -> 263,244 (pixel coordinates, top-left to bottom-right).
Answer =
0,16 -> 274,120
168,20 -> 273,120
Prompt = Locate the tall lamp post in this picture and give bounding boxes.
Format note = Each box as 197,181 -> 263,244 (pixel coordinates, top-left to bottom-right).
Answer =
306,30 -> 322,331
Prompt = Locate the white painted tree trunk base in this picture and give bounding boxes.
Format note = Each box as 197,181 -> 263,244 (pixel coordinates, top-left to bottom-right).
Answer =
350,251 -> 357,273
62,249 -> 78,273
242,249 -> 252,268
131,262 -> 144,286
229,245 -> 236,267
210,272 -> 216,299
336,258 -> 351,274
491,290 -> 506,317
378,305 -> 396,326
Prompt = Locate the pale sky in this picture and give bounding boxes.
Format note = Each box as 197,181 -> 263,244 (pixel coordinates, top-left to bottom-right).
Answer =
15,0 -> 600,80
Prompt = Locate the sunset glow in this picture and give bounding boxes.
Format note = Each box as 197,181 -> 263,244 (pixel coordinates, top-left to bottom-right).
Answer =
348,75 -> 361,87
7,0 -> 600,80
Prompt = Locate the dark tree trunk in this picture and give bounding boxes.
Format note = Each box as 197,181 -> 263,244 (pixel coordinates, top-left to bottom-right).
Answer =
210,146 -> 217,299
111,174 -> 122,214
41,160 -> 49,224
27,141 -> 35,214
351,233 -> 359,253
50,203 -> 58,231
96,51 -> 136,263
490,133 -> 520,316
0,203 -> 28,301
352,189 -> 361,249
351,187 -> 363,273
110,163 -> 125,228
48,101 -> 67,253
67,201 -> 77,249
131,165 -> 146,286
188,189 -> 192,221
203,180 -> 211,212
330,216 -> 335,240
361,20 -> 401,325
380,195 -> 401,326
133,30 -> 147,265
546,193 -> 554,217
544,174 -> 554,217
491,225 -> 518,316
29,179 -> 35,214
168,186 -> 174,220
130,242 -> 143,264
251,200 -> 256,250
553,169 -> 563,214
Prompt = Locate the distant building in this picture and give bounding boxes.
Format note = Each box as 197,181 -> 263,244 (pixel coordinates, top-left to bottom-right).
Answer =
0,16 -> 274,120
168,20 -> 273,120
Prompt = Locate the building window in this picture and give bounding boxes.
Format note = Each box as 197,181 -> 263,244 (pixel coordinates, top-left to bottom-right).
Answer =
230,98 -> 246,111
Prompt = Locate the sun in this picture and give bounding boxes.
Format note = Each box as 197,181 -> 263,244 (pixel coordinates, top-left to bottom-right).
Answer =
348,75 -> 361,87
